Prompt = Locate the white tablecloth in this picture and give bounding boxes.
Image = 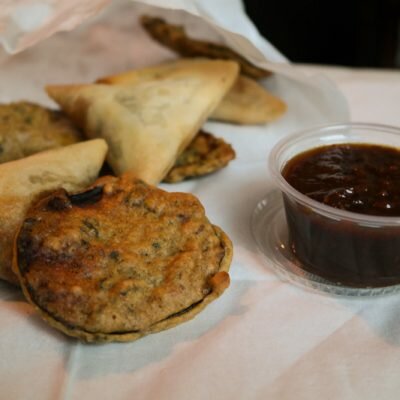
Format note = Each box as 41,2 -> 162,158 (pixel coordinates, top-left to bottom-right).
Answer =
1,63 -> 400,400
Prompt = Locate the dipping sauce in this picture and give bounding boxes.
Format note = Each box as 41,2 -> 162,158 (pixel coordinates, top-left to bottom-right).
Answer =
281,143 -> 400,287
283,144 -> 400,217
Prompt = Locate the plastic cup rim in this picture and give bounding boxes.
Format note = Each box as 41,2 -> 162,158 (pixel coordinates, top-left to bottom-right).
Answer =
269,122 -> 400,227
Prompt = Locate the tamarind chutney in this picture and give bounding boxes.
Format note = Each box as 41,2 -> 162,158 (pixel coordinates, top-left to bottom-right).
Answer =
281,143 -> 400,287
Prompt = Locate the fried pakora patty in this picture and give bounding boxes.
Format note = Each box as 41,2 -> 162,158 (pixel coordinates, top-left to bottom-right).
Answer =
163,130 -> 235,183
14,174 -> 232,342
0,101 -> 82,163
140,15 -> 271,80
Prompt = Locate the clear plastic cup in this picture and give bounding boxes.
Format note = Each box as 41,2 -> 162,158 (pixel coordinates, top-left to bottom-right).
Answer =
269,123 -> 400,288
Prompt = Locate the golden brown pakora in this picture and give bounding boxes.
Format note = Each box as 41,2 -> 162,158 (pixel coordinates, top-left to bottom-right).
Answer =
0,101 -> 82,163
14,174 -> 233,342
140,15 -> 271,80
164,130 -> 235,183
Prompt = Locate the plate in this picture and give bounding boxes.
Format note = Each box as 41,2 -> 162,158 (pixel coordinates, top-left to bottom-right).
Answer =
251,190 -> 400,297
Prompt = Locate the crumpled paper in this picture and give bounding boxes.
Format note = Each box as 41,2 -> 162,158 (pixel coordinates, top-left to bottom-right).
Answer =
0,0 -> 284,63
0,0 -> 111,53
0,0 -> 349,129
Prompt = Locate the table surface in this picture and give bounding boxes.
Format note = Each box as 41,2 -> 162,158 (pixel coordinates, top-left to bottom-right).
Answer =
1,63 -> 400,400
297,64 -> 400,127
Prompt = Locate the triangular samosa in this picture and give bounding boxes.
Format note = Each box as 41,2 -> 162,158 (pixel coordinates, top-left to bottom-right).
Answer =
98,59 -> 286,125
46,59 -> 239,184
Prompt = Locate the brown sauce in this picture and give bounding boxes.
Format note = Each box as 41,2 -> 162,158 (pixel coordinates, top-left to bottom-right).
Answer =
281,143 -> 400,287
283,143 -> 400,217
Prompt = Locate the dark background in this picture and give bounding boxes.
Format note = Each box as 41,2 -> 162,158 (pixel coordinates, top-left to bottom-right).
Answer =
244,0 -> 400,68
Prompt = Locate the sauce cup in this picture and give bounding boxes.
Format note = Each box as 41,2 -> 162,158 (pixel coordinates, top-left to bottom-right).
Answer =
269,123 -> 400,287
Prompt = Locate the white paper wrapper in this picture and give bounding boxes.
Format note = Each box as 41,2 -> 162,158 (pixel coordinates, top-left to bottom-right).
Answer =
0,0 -> 349,143
0,2 -> 355,399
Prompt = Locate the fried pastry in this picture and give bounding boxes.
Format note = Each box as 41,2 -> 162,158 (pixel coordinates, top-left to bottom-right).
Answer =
98,60 -> 286,125
0,101 -> 81,163
0,139 -> 108,284
140,15 -> 271,80
13,174 -> 233,342
163,130 -> 235,183
210,75 -> 286,124
47,59 -> 239,184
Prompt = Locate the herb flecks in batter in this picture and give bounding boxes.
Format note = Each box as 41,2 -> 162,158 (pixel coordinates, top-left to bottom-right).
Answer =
14,174 -> 233,342
164,131 -> 235,183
